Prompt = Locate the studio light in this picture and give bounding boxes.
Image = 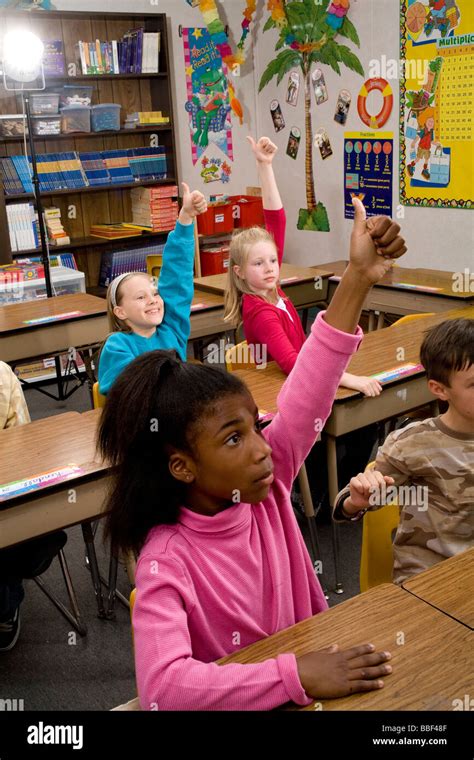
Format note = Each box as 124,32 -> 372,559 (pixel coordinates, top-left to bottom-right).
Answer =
3,30 -> 44,83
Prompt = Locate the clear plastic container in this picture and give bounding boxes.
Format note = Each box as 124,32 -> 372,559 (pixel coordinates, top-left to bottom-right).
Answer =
91,103 -> 121,132
32,115 -> 61,136
30,92 -> 61,115
61,84 -> 94,107
60,105 -> 91,134
0,266 -> 85,305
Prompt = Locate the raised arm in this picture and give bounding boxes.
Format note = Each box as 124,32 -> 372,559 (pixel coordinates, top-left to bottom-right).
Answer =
158,184 -> 207,357
133,554 -> 312,711
264,199 -> 407,489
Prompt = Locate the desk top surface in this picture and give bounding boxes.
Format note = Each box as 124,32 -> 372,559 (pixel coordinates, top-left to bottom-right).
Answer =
323,260 -> 473,299
0,409 -> 105,506
0,294 -> 108,335
194,263 -> 333,295
218,583 -> 473,710
234,306 -> 474,409
403,548 -> 474,629
191,290 -> 224,311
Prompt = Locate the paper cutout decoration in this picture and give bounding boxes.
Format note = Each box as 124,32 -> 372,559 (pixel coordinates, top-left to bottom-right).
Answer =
334,89 -> 352,125
357,78 -> 393,129
200,155 -> 232,183
286,71 -> 300,107
286,127 -> 301,159
314,128 -> 333,159
270,100 -> 285,132
312,69 -> 328,105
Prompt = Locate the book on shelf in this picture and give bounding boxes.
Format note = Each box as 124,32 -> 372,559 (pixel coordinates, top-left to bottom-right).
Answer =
44,206 -> 70,246
78,152 -> 111,186
89,223 -> 143,240
99,240 -> 165,287
130,184 -> 179,232
14,253 -> 78,270
6,203 -> 38,252
10,156 -> 34,194
75,29 -> 159,76
42,40 -> 66,77
101,150 -> 135,184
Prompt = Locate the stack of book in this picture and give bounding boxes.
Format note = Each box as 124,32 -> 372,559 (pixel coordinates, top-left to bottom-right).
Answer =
130,185 -> 179,233
90,223 -> 143,240
6,203 -> 38,252
44,207 -> 70,246
78,152 -> 110,187
101,150 -> 135,184
76,30 -> 160,76
15,253 -> 77,270
42,40 -> 66,77
99,240 -> 165,287
128,147 -> 167,181
0,156 -> 33,195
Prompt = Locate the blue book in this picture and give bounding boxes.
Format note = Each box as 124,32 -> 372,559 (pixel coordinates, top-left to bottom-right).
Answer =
11,156 -> 34,194
101,150 -> 134,184
78,152 -> 111,186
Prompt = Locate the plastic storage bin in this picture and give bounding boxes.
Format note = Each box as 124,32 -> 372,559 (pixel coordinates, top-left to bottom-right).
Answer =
60,105 -> 91,134
230,195 -> 264,228
30,92 -> 61,115
0,266 -> 85,305
197,202 -> 233,236
32,115 -> 61,136
61,84 -> 94,107
200,244 -> 230,276
91,103 -> 121,132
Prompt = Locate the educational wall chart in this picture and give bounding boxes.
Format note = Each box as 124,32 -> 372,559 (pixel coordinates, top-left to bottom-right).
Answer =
344,132 -> 394,219
400,0 -> 473,209
182,27 -> 234,165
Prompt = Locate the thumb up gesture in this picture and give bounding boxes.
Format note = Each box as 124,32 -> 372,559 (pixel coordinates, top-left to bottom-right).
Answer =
350,198 -> 407,285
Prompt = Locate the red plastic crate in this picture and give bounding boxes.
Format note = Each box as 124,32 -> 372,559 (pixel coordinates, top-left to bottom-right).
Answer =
197,203 -> 234,236
230,195 -> 264,228
200,245 -> 230,276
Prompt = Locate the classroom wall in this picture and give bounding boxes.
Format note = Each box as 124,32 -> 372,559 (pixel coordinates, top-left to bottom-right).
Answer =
53,0 -> 472,274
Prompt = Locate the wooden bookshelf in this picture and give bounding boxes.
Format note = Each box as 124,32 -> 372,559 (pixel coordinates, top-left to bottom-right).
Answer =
0,10 -> 179,291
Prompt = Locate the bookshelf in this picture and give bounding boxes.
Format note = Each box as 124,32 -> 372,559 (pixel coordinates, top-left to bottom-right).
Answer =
0,10 -> 179,292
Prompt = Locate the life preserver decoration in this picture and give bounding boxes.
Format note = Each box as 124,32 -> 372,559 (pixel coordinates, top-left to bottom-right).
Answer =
357,78 -> 393,129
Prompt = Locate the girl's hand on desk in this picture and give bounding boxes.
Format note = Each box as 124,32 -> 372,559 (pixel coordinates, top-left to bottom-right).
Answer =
349,199 -> 407,286
343,373 -> 383,397
345,470 -> 395,513
296,643 -> 392,699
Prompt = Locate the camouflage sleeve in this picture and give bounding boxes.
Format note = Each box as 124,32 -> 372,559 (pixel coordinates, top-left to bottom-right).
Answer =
371,435 -> 412,512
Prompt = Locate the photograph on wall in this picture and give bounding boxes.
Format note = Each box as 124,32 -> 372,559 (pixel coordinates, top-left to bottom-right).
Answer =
344,132 -> 394,219
182,27 -> 234,165
400,0 -> 473,208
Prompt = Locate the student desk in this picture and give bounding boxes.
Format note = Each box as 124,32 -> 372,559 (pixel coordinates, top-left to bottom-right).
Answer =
322,261 -> 474,330
190,291 -> 238,360
234,306 -> 474,591
402,548 -> 474,630
194,263 -> 334,322
114,583 -> 473,711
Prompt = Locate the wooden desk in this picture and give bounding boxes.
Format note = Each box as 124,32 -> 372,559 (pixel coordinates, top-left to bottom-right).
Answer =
218,583 -> 473,710
323,261 -> 474,329
0,293 -> 109,365
190,290 -> 237,345
0,409 -> 107,549
194,263 -> 333,313
403,548 -> 474,630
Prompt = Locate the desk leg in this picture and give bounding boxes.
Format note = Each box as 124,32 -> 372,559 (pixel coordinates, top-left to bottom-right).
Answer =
376,311 -> 385,330
326,435 -> 344,594
297,464 -> 328,599
368,312 -> 376,332
81,522 -> 107,618
33,549 -> 87,636
301,308 -> 309,334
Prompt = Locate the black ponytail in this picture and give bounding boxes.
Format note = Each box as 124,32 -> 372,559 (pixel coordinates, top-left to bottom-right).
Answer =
97,350 -> 246,555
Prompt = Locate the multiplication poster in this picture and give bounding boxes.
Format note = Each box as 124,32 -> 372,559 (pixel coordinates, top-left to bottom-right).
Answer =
344,132 -> 394,220
400,0 -> 473,209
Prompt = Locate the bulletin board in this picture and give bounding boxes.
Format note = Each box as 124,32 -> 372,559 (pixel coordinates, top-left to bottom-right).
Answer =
400,0 -> 473,209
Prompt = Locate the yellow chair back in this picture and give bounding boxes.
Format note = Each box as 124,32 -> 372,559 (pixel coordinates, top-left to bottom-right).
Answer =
92,382 -> 106,409
225,340 -> 256,372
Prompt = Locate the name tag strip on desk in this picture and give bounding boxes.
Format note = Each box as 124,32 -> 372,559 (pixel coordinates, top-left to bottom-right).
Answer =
0,465 -> 84,502
371,362 -> 424,384
23,311 -> 85,325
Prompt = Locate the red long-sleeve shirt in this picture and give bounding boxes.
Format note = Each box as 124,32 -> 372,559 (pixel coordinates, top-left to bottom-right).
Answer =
241,208 -> 307,375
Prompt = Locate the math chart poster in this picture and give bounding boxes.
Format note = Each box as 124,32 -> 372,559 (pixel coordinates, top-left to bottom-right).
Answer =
400,0 -> 474,209
182,27 -> 233,166
344,132 -> 394,220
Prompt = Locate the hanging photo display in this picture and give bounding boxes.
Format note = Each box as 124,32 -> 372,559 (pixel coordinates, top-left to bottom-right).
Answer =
357,78 -> 394,129
400,0 -> 473,209
286,127 -> 301,159
334,89 -> 352,125
344,131 -> 394,219
182,27 -> 234,165
312,68 -> 329,105
270,99 -> 285,132
286,71 -> 300,107
314,128 -> 333,160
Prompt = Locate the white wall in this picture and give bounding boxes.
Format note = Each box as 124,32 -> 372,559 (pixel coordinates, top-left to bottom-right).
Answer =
54,0 -> 473,272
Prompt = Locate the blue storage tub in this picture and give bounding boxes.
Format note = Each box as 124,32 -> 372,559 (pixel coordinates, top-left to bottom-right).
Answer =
91,103 -> 121,132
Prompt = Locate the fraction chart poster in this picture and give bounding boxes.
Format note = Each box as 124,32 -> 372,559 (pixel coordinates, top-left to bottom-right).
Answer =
400,0 -> 474,209
344,132 -> 394,219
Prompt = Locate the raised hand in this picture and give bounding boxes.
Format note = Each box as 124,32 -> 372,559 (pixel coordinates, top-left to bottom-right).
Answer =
180,182 -> 207,223
350,198 -> 407,285
297,643 -> 392,699
246,135 -> 278,164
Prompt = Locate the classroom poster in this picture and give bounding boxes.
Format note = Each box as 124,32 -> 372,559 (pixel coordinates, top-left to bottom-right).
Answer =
400,0 -> 474,208
344,132 -> 394,219
182,27 -> 234,165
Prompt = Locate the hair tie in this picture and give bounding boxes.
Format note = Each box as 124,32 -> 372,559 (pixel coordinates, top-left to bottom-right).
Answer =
109,273 -> 132,309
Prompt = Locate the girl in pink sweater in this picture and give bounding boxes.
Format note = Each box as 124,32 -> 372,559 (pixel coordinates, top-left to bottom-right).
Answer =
98,202 -> 406,710
225,136 -> 382,398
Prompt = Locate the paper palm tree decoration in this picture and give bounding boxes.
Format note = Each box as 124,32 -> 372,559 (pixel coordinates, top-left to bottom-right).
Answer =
260,0 -> 363,231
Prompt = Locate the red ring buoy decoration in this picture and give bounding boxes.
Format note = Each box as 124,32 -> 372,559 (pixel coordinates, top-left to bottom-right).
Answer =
357,78 -> 393,129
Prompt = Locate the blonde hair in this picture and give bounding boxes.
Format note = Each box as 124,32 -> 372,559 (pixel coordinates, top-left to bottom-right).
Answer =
106,272 -> 155,333
224,226 -> 278,324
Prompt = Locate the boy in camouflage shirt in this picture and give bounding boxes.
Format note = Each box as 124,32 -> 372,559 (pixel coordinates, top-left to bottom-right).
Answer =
333,318 -> 474,584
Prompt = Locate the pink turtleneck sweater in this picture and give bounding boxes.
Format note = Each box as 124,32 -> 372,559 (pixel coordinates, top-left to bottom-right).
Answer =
133,311 -> 363,710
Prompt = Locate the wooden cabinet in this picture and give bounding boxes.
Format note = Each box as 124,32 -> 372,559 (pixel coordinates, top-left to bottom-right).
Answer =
0,10 -> 179,292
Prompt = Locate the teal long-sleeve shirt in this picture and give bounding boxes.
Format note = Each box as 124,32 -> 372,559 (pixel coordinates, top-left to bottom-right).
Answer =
98,221 -> 195,395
